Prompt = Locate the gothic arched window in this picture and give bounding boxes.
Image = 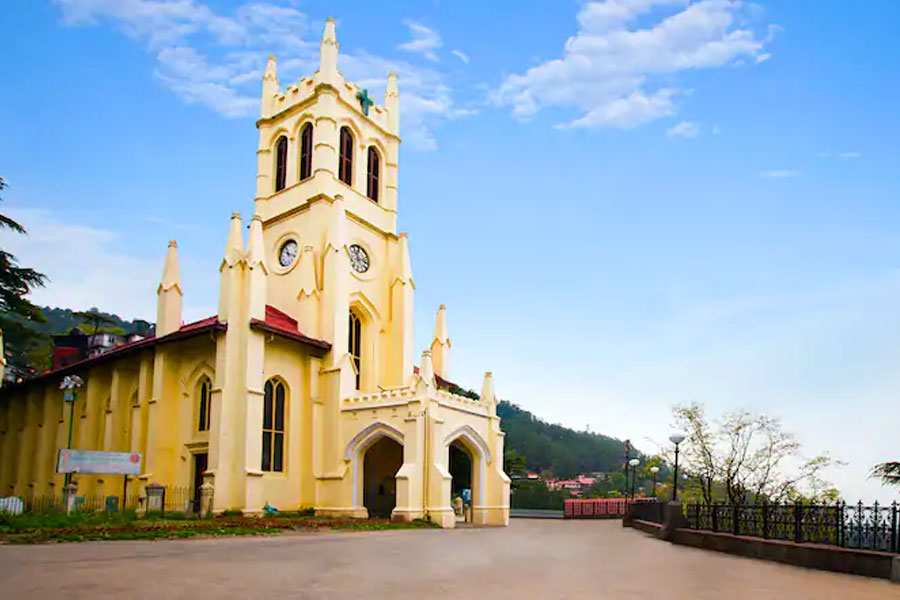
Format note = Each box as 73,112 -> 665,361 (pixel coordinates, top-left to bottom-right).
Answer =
299,123 -> 313,181
274,135 -> 288,192
198,377 -> 212,432
262,379 -> 286,472
366,147 -> 380,202
348,311 -> 362,390
339,126 -> 354,186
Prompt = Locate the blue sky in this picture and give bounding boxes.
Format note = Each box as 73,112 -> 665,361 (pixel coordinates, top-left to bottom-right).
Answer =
2,1 -> 899,501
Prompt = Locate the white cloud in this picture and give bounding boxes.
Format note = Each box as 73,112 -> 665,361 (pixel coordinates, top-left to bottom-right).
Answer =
759,169 -> 798,179
0,207 -> 215,322
397,21 -> 442,61
494,0 -> 774,129
53,1 -> 469,150
839,152 -> 861,159
666,120 -> 700,138
451,49 -> 469,64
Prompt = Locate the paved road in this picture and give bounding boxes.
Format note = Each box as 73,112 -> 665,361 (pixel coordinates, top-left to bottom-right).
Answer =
1,519 -> 898,599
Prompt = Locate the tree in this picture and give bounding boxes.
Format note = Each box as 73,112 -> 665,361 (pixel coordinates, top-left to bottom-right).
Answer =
73,309 -> 118,334
503,449 -> 527,488
871,462 -> 900,488
671,403 -> 840,506
0,176 -> 48,378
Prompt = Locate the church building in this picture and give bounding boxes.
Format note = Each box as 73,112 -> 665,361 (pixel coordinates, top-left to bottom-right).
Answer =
0,19 -> 510,528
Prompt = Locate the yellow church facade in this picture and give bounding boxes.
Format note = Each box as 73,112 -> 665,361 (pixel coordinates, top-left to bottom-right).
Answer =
0,20 -> 510,528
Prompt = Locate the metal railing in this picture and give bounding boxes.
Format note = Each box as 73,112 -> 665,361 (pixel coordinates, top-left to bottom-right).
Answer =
630,499 -> 665,524
685,501 -> 899,554
3,486 -> 198,515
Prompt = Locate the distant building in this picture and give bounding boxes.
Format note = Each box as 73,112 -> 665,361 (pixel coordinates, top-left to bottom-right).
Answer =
52,329 -> 149,370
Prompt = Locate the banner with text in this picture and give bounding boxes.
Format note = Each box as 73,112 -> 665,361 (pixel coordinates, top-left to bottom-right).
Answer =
56,449 -> 142,476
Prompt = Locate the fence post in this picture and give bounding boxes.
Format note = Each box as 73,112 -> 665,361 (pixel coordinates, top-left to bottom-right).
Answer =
892,502 -> 898,554
762,503 -> 769,539
712,504 -> 719,533
733,505 -> 740,536
839,502 -> 845,547
794,502 -> 802,544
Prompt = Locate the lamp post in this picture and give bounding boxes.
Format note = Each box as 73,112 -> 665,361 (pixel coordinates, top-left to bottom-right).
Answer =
628,458 -> 640,500
650,466 -> 660,497
59,375 -> 84,486
669,432 -> 686,502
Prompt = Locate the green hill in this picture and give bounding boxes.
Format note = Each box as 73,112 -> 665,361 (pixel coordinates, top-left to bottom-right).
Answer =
497,400 -> 634,479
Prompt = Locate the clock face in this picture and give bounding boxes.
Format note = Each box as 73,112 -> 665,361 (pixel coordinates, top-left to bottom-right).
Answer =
349,244 -> 370,273
278,240 -> 299,267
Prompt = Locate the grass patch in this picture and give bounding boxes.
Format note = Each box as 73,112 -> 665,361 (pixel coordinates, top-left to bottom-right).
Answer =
0,511 -> 439,544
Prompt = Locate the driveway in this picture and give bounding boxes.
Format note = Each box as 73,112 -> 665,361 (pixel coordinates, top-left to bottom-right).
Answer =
1,519 -> 898,599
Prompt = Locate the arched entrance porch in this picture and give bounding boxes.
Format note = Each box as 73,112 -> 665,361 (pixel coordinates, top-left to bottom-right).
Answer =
363,436 -> 403,518
444,425 -> 492,525
449,441 -> 473,522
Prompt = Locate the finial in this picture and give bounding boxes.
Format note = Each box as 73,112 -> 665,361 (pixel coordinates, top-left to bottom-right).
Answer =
160,239 -> 181,291
246,214 -> 265,267
319,18 -> 339,82
396,232 -> 413,285
481,371 -> 496,405
223,212 -> 244,265
385,71 -> 399,133
419,349 -> 435,386
434,304 -> 448,343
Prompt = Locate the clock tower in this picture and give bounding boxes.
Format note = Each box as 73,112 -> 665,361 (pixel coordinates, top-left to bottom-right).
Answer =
252,18 -> 414,391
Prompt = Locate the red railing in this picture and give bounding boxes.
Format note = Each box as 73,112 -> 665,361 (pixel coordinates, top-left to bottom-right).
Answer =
564,498 -> 633,519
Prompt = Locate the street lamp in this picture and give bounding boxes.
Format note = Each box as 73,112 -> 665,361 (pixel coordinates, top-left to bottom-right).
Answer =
628,458 -> 640,500
669,432 -> 686,502
59,375 -> 84,486
650,466 -> 660,497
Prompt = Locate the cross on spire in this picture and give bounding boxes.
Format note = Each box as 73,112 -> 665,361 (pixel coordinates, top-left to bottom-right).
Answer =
357,89 -> 373,116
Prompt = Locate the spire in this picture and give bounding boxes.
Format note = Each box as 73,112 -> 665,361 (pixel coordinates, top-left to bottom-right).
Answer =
246,214 -> 266,269
156,240 -> 183,337
319,18 -> 338,82
419,349 -> 435,388
394,232 -> 413,286
385,71 -> 399,134
480,371 -> 495,406
325,195 -> 346,253
264,55 -> 278,82
261,55 -> 279,117
223,212 -> 244,266
297,245 -> 318,297
159,240 -> 181,292
431,304 -> 450,379
433,304 -> 448,344
245,214 -> 267,320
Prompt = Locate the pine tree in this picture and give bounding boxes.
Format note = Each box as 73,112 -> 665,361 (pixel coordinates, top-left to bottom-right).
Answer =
0,176 -> 49,378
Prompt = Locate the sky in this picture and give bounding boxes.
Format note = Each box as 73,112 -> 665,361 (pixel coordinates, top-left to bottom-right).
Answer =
1,1 -> 899,503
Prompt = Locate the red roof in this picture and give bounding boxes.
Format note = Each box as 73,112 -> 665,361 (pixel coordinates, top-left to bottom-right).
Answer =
248,305 -> 330,353
3,308 -> 331,394
1,317 -> 226,395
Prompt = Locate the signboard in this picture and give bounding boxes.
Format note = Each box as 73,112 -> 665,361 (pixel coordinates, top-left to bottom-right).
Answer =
56,449 -> 142,476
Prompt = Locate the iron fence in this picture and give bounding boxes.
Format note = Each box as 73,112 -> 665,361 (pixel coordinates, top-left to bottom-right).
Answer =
630,499 -> 665,524
161,487 -> 196,514
685,501 -> 899,554
2,486 -> 198,515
